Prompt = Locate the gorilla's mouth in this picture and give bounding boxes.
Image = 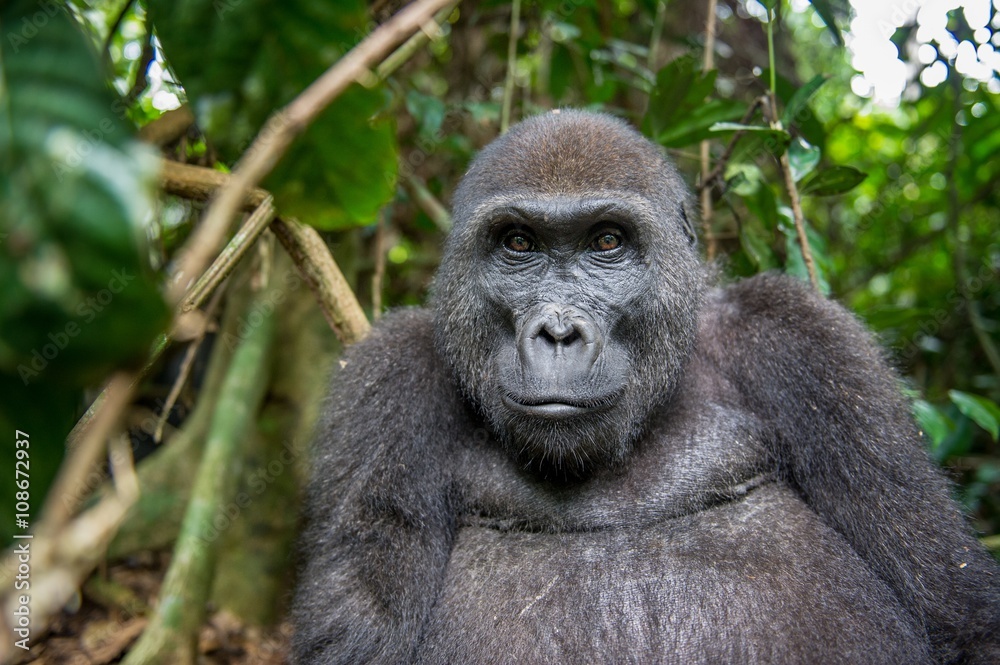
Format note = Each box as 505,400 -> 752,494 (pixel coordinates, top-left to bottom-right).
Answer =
501,395 -> 611,419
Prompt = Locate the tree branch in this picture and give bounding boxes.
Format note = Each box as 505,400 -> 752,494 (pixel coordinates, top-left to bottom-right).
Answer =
123,276 -> 277,665
699,0 -> 719,260
160,159 -> 370,343
698,96 -> 765,191
167,0 -> 457,304
180,197 -> 276,313
270,218 -> 370,344
138,107 -> 195,147
763,96 -> 819,291
500,0 -> 522,134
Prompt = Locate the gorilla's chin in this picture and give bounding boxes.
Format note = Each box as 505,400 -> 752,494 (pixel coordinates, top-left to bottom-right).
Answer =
488,397 -> 639,479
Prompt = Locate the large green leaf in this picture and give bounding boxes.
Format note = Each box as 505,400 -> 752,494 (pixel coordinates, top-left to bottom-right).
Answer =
728,130 -> 791,164
782,75 -> 828,128
799,165 -> 867,196
643,56 -> 710,136
807,0 -> 847,45
709,122 -> 790,143
788,137 -> 821,182
744,182 -> 780,233
739,217 -> 778,271
148,0 -> 397,229
0,0 -> 169,543
0,0 -> 169,385
778,209 -> 830,294
759,68 -> 827,149
949,390 -> 1000,441
643,56 -> 745,147
270,87 -> 398,230
654,100 -> 745,148
912,399 -> 954,451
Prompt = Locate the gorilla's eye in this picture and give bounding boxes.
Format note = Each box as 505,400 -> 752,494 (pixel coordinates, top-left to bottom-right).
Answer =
503,232 -> 535,253
591,231 -> 623,252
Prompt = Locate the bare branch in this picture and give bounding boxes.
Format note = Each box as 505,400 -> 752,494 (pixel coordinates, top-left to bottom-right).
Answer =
271,217 -> 371,345
159,159 -> 268,210
699,0 -> 719,260
160,160 -> 369,343
181,197 -> 276,313
167,0 -> 458,304
138,106 -> 195,147
762,98 -> 819,291
500,0 -> 522,134
40,371 -> 137,529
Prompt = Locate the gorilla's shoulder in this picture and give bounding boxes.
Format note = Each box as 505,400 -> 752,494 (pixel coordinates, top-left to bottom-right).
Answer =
315,307 -> 462,462
345,307 -> 435,358
329,307 -> 453,407
700,273 -> 882,372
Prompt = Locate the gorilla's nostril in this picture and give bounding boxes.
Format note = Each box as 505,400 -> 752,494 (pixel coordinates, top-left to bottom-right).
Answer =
540,324 -> 580,346
519,308 -> 602,378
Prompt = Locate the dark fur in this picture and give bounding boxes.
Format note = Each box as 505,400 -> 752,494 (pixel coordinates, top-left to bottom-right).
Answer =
292,111 -> 1000,664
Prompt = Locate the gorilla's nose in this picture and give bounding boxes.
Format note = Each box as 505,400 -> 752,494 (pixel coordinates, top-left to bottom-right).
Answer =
519,304 -> 603,379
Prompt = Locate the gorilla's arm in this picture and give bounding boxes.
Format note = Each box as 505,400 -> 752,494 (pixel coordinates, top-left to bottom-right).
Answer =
292,310 -> 458,664
705,274 -> 1000,664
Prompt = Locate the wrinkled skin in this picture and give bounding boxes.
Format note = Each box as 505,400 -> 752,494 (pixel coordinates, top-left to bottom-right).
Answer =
434,111 -> 702,477
292,111 -> 1000,665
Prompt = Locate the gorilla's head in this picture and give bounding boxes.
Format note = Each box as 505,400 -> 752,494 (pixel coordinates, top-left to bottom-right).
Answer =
432,110 -> 704,478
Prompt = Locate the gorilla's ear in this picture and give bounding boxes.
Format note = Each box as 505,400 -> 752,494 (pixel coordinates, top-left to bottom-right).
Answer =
680,202 -> 698,246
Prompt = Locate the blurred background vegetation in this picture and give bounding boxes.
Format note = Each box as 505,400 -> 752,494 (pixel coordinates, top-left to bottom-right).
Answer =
1,0 -> 998,661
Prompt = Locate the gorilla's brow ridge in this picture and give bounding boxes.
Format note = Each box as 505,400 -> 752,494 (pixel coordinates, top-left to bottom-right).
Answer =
467,192 -> 658,229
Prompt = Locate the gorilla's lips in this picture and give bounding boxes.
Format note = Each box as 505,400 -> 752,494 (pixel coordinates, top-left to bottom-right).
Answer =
501,394 -> 614,419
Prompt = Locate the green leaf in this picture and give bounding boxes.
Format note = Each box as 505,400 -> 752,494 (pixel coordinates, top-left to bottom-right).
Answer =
406,90 -> 447,140
912,399 -> 953,450
949,390 -> 1000,441
463,101 -> 502,125
148,0 -> 397,229
977,463 -> 1000,484
744,182 -> 780,232
0,1 -> 168,539
799,165 -> 868,196
729,131 -> 790,163
788,137 -> 821,182
807,0 -> 846,45
759,68 -> 827,149
0,0 -> 169,385
739,220 -> 777,271
724,163 -> 763,196
709,122 -> 790,142
269,86 -> 398,230
643,56 -> 720,139
778,209 -> 830,294
654,100 -> 745,148
782,75 -> 828,128
549,44 -> 575,103
864,305 -> 928,332
0,377 -> 74,546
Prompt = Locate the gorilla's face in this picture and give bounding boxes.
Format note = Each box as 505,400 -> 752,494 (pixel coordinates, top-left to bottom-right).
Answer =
433,111 -> 704,477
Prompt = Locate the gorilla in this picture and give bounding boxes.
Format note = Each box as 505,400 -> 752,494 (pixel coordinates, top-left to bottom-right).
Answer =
292,110 -> 1000,664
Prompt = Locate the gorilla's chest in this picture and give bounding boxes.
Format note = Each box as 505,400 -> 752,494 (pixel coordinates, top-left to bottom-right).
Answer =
418,484 -> 928,665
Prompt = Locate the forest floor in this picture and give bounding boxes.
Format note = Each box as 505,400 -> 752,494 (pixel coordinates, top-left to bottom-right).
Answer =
15,552 -> 290,664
